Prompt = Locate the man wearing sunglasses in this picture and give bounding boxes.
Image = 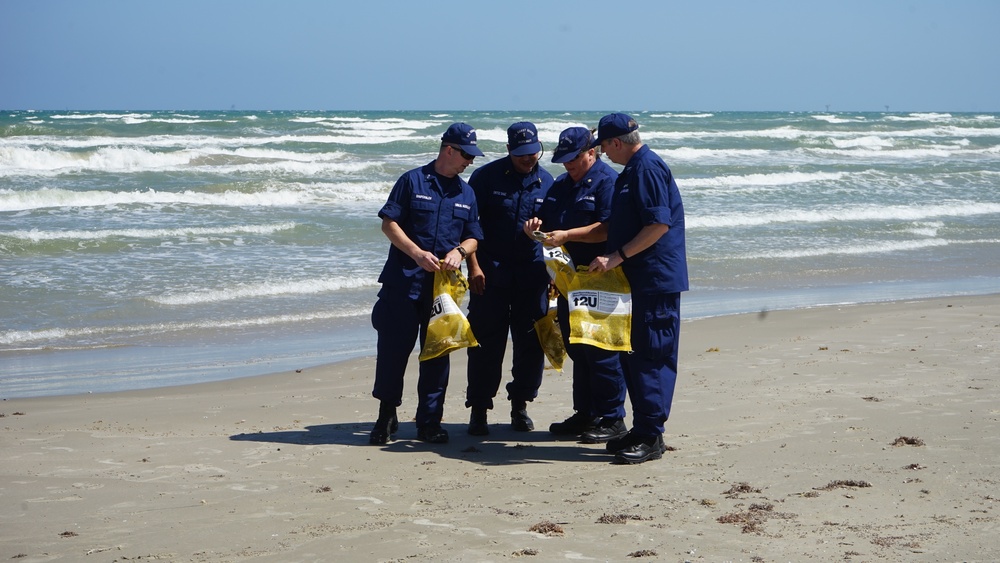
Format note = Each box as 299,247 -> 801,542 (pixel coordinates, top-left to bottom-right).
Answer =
370,123 -> 484,445
464,122 -> 554,436
522,126 -> 626,444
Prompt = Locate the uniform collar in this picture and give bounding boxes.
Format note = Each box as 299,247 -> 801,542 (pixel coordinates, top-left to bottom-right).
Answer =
504,156 -> 542,189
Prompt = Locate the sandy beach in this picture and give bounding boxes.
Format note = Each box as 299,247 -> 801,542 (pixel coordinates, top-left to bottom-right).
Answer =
1,295 -> 997,562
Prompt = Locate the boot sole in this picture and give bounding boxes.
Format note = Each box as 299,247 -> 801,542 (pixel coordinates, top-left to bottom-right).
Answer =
613,449 -> 663,464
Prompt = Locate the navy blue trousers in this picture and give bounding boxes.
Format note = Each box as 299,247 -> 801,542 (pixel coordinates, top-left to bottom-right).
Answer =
465,269 -> 548,410
621,292 -> 681,437
556,296 -> 626,419
371,286 -> 450,429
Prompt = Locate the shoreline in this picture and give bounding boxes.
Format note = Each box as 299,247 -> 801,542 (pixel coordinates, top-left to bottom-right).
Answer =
4,281 -> 999,400
2,293 -> 997,561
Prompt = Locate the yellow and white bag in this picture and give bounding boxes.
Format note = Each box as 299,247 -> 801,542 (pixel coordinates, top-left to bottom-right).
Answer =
566,268 -> 632,352
541,245 -> 575,297
419,268 -> 478,361
534,293 -> 566,371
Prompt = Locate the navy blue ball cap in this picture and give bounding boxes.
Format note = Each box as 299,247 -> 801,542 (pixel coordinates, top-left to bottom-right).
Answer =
441,122 -> 484,156
552,127 -> 594,163
507,121 -> 542,156
591,112 -> 639,147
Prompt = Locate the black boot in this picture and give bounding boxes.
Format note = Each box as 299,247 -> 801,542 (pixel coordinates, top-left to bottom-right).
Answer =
549,412 -> 600,436
510,399 -> 534,432
580,418 -> 628,444
468,407 -> 489,436
369,402 -> 398,445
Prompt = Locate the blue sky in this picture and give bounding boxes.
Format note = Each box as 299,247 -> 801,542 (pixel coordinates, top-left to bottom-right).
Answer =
2,0 -> 997,112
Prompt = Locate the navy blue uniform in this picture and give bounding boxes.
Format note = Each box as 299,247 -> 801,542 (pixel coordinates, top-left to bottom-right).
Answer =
465,156 -> 554,409
372,161 -> 483,428
536,158 -> 626,420
606,145 -> 688,438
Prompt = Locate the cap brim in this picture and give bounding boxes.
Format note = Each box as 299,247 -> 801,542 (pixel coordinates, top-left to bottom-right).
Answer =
552,150 -> 577,163
589,138 -> 602,149
460,145 -> 484,157
509,142 -> 542,156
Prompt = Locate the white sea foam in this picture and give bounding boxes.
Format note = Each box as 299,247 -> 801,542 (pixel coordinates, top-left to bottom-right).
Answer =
906,221 -> 944,237
684,171 -> 846,189
830,136 -> 894,149
321,118 -> 444,131
689,202 -> 1000,229
0,308 -> 371,346
658,147 -> 772,161
50,112 -> 152,120
805,146 -> 969,160
742,238 -> 951,259
149,277 -> 376,306
5,222 -> 297,242
649,113 -> 713,118
0,145 -> 378,176
122,117 -> 226,125
884,112 -> 953,122
0,187 -> 314,212
812,114 -> 867,124
0,180 -> 393,211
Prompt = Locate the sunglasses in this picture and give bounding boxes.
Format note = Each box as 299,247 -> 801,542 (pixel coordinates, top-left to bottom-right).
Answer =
446,144 -> 476,161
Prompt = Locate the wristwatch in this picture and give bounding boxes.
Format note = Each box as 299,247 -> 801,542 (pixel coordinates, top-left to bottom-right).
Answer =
455,246 -> 468,259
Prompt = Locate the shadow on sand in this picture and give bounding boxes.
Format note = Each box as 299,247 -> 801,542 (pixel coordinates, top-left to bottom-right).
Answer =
230,420 -> 617,465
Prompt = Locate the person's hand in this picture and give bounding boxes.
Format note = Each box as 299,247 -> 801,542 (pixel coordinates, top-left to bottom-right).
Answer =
545,230 -> 569,247
440,248 -> 463,271
468,265 -> 486,295
415,250 -> 442,272
588,253 -> 622,273
523,217 -> 543,238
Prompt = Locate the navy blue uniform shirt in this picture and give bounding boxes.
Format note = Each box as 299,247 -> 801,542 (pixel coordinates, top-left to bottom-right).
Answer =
607,145 -> 689,295
377,160 -> 484,299
537,157 -> 617,268
469,156 -> 554,285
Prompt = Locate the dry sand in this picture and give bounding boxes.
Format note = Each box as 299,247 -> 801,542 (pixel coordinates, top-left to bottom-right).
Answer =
1,295 -> 998,562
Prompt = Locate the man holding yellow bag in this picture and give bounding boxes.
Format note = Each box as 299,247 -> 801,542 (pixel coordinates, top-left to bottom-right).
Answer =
370,123 -> 484,445
524,126 -> 626,443
589,113 -> 689,465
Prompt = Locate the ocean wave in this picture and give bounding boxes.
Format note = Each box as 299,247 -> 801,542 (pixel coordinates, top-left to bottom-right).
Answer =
122,117 -> 230,125
149,277 -> 377,305
811,114 -> 868,124
659,147 -> 772,160
0,186 -> 307,212
739,237 -> 1000,260
319,118 -> 445,131
50,112 -> 152,120
0,308 -> 371,347
0,145 -> 379,176
649,113 -> 714,118
689,202 -> 1000,229
804,145 -> 974,159
0,182 -> 390,212
742,238 -> 951,259
5,222 -> 297,242
884,112 -> 954,122
684,171 -> 846,189
641,124 -> 1000,143
830,135 -> 895,149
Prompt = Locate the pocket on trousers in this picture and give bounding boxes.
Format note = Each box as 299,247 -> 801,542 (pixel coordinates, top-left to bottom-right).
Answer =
638,295 -> 678,360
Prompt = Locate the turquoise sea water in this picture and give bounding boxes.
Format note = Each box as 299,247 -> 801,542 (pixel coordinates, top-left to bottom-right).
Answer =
2,110 -> 999,398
